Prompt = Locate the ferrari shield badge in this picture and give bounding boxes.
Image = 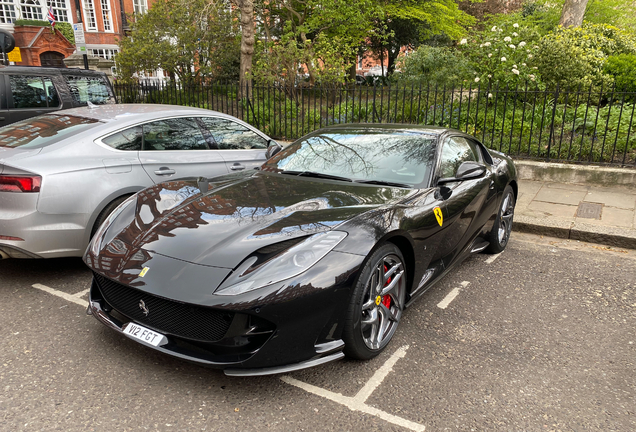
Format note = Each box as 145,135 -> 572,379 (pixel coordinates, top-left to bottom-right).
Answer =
139,267 -> 150,278
434,206 -> 443,226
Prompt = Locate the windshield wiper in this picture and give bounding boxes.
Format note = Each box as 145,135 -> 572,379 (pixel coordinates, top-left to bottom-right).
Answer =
354,179 -> 412,188
280,170 -> 353,182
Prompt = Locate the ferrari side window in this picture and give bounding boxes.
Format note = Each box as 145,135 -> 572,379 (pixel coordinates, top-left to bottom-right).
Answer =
142,118 -> 209,151
439,137 -> 479,179
198,117 -> 268,150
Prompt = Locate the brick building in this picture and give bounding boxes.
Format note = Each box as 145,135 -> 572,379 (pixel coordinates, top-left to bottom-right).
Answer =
0,0 -> 155,66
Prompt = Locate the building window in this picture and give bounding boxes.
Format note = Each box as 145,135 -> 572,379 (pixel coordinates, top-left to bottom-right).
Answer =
46,0 -> 69,22
0,0 -> 16,23
20,0 -> 43,20
89,48 -> 118,59
82,0 -> 97,31
133,0 -> 147,14
100,0 -> 112,31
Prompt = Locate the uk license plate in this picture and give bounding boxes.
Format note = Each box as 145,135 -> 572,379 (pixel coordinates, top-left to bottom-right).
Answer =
123,322 -> 167,347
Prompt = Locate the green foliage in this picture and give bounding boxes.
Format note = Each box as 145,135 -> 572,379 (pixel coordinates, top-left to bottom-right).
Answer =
382,0 -> 475,41
116,0 -> 240,84
55,22 -> 74,44
505,0 -> 636,34
242,94 -> 321,140
461,22 -> 541,88
584,0 -> 636,31
397,46 -> 474,86
604,54 -> 636,93
534,23 -> 636,90
254,0 -> 380,86
14,19 -> 51,26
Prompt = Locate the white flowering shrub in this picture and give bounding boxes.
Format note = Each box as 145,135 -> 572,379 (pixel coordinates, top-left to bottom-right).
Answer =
460,23 -> 542,88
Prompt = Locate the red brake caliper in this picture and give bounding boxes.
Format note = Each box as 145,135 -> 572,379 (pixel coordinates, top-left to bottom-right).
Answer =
382,265 -> 392,308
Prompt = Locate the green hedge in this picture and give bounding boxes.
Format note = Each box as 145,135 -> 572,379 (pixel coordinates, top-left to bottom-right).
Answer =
14,20 -> 74,44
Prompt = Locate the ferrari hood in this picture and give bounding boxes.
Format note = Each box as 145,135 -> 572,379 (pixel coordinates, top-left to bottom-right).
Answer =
99,172 -> 414,269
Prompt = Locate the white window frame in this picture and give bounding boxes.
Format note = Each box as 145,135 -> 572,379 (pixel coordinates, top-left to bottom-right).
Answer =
0,0 -> 16,24
46,0 -> 70,23
20,0 -> 44,20
100,0 -> 112,32
133,0 -> 147,14
82,0 -> 97,31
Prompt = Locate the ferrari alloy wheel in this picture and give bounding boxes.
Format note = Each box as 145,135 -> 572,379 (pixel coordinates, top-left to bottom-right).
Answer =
343,243 -> 406,360
486,185 -> 515,254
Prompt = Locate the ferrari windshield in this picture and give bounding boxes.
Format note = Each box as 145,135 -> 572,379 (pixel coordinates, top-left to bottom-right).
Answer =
262,130 -> 437,187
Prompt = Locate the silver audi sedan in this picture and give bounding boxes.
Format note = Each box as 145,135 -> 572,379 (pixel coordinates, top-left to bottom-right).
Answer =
0,104 -> 280,259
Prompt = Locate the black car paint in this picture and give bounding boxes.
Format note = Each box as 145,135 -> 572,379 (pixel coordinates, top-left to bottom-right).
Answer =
84,126 -> 517,373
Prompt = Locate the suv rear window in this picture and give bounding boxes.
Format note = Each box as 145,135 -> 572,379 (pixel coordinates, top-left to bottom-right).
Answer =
0,114 -> 99,149
65,76 -> 114,105
10,75 -> 60,108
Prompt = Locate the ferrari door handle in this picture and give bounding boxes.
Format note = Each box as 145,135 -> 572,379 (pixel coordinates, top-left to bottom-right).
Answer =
154,167 -> 176,175
230,163 -> 245,171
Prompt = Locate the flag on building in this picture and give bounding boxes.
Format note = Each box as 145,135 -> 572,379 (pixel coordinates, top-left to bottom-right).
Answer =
47,7 -> 56,28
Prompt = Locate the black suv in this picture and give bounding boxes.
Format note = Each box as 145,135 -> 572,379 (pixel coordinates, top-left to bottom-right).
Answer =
0,66 -> 116,126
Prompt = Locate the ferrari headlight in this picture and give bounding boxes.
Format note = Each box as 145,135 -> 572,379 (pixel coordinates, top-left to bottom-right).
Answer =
215,231 -> 348,296
89,195 -> 138,256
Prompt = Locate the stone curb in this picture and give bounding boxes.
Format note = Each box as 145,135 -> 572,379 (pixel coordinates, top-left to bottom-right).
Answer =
513,215 -> 636,249
514,160 -> 636,189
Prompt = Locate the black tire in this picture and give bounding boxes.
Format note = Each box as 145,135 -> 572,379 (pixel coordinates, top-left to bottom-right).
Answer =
485,185 -> 515,254
90,195 -> 131,239
343,243 -> 407,360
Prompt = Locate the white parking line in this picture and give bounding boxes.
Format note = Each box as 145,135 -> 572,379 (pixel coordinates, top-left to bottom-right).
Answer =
485,252 -> 503,264
437,281 -> 470,310
32,284 -> 88,308
73,288 -> 90,298
281,345 -> 424,432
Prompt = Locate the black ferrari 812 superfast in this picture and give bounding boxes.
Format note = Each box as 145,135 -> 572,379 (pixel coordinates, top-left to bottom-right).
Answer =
84,124 -> 517,376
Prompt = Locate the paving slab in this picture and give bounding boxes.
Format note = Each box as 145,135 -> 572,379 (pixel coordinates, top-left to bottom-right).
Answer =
543,182 -> 591,192
514,168 -> 636,248
577,207 -> 634,228
533,187 -> 587,206
526,201 -> 577,219
583,189 -> 636,210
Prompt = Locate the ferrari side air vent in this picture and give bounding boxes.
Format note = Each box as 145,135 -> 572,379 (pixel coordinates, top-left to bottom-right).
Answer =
255,236 -> 308,255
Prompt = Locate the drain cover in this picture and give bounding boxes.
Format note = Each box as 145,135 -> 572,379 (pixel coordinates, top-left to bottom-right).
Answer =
576,202 -> 603,219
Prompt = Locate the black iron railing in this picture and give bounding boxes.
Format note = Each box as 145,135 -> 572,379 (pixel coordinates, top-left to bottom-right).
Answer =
114,81 -> 636,167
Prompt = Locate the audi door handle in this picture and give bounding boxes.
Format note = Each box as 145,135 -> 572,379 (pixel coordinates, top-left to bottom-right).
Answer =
154,167 -> 176,175
230,163 -> 245,171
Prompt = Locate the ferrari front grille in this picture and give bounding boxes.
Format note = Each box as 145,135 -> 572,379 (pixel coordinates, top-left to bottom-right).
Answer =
93,272 -> 234,342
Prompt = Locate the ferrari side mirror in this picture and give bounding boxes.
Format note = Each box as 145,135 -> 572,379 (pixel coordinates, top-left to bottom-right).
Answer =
438,161 -> 486,184
266,140 -> 282,159
455,161 -> 486,180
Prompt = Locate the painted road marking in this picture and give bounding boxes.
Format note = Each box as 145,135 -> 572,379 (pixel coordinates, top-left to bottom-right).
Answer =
32,284 -> 88,308
281,345 -> 424,432
73,288 -> 90,298
485,252 -> 503,264
437,281 -> 470,310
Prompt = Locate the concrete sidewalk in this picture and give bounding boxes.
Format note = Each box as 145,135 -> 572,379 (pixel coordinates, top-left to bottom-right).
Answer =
513,161 -> 636,249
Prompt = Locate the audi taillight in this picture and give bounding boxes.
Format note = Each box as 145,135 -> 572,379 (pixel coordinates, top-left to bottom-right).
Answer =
0,175 -> 42,193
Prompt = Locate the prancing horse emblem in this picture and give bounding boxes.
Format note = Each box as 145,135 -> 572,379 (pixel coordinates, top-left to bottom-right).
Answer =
139,300 -> 149,316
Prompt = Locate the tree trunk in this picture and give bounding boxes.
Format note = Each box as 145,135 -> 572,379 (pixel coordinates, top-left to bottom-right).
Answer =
233,0 -> 255,99
559,0 -> 588,28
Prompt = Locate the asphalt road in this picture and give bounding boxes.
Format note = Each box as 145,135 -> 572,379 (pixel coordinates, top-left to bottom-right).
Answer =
1,233 -> 634,431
